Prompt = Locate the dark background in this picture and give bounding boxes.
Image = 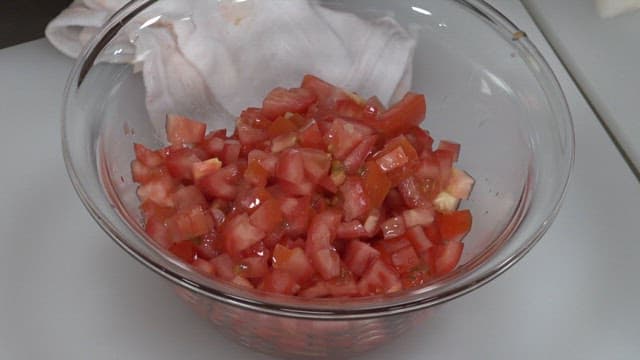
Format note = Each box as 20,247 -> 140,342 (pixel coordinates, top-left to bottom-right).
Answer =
0,0 -> 73,48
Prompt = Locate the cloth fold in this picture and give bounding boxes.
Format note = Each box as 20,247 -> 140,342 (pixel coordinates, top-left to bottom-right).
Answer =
46,0 -> 416,130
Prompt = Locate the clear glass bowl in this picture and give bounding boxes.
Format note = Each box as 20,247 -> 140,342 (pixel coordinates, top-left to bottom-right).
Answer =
62,0 -> 574,358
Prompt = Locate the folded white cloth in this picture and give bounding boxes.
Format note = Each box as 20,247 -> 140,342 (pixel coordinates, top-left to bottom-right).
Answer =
596,0 -> 640,17
46,0 -> 416,130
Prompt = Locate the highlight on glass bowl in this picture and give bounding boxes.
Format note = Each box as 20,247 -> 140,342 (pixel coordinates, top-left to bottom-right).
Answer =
61,0 -> 574,357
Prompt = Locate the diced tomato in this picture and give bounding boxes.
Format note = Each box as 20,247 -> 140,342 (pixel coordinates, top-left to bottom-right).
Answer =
211,254 -> 234,280
343,135 -> 377,175
247,149 -> 278,175
402,207 -> 434,228
336,220 -> 368,239
166,114 -> 207,145
361,161 -> 392,210
446,168 -> 475,199
198,164 -> 240,200
357,259 -> 402,295
435,149 -> 454,185
325,118 -> 373,160
280,196 -> 311,237
339,177 -> 369,221
297,120 -> 325,149
169,240 -> 197,264
380,216 -> 406,239
299,148 -> 331,182
243,159 -> 269,187
305,210 -> 341,255
192,158 -> 222,182
172,185 -> 208,211
167,206 -> 215,242
390,245 -> 421,274
249,198 -> 283,233
437,140 -> 461,162
344,240 -> 380,276
272,244 -> 315,282
145,215 -> 170,248
432,240 -> 464,276
199,130 -> 226,157
192,258 -> 215,276
196,231 -> 222,260
223,213 -> 266,257
259,269 -> 301,295
165,148 -> 202,182
267,116 -> 298,139
134,75 -> 473,298
309,248 -> 341,280
367,93 -> 426,136
136,175 -> 176,207
270,132 -> 298,153
134,143 -> 164,167
262,87 -> 317,120
437,210 -> 472,242
237,256 -> 269,279
405,226 -> 434,254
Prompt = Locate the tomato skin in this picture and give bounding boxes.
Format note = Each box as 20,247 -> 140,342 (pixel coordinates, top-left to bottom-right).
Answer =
134,143 -> 164,167
437,140 -> 461,162
260,269 -> 301,295
305,210 -> 342,255
198,164 -> 240,200
357,259 -> 402,296
344,240 -> 380,276
432,240 -> 464,276
361,161 -> 392,210
272,244 -> 316,282
367,93 -> 426,136
249,198 -> 283,233
298,120 -> 325,150
223,213 -> 266,258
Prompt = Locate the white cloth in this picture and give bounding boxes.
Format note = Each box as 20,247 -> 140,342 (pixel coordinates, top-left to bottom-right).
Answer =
46,0 -> 416,130
596,0 -> 640,17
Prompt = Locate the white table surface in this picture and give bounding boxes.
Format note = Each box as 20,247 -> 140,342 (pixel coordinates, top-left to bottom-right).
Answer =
522,0 -> 640,174
1,1 -> 639,359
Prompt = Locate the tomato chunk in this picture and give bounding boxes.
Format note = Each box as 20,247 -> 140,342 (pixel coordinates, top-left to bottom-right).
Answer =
166,114 -> 206,145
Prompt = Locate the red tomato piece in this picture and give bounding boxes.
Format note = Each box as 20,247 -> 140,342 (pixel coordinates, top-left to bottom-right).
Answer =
305,210 -> 341,255
237,256 -> 269,279
280,196 -> 311,237
239,108 -> 270,129
223,213 -> 266,257
432,240 -> 464,276
344,240 -> 380,277
140,200 -> 175,220
272,244 -> 316,282
402,207 -> 435,228
165,148 -> 202,182
380,216 -> 406,239
249,198 -> 283,233
211,254 -> 234,280
199,130 -> 227,157
172,185 -> 208,212
325,118 -> 374,160
136,175 -> 177,207
357,259 -> 402,295
390,245 -> 421,274
299,281 -> 330,298
195,231 -> 222,260
361,161 -> 392,210
405,226 -> 434,254
247,149 -> 278,175
336,220 -> 368,239
437,140 -> 461,162
279,179 -> 315,196
234,186 -> 272,212
267,116 -> 298,139
375,146 -> 409,172
368,93 -> 426,136
131,160 -> 168,184
300,74 -> 337,100
276,148 -> 305,184
339,177 -> 369,221
167,206 -> 215,242
192,158 -> 222,182
169,240 -> 197,264
145,215 -> 171,248
262,87 -> 317,120
221,140 -> 241,165
134,143 -> 164,167
260,269 -> 301,295
243,159 -> 269,187
343,135 -> 377,175
192,258 -> 215,277
270,132 -> 298,153
397,176 -> 430,209
166,114 -> 207,145
435,149 -> 454,185
237,117 -> 268,146
404,127 -> 434,155
297,120 -> 325,150
299,148 -> 331,182
198,164 -> 240,200
309,248 -> 341,280
437,209 -> 472,242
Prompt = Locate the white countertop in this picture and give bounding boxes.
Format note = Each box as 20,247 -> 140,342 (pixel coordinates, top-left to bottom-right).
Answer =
1,1 -> 639,359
